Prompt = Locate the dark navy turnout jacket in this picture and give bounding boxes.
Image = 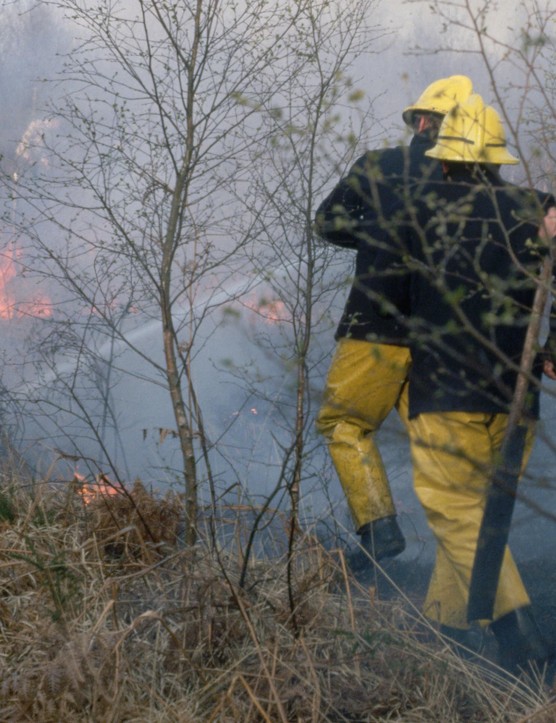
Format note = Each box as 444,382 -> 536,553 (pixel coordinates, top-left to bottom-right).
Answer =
402,167 -> 555,419
314,134 -> 440,345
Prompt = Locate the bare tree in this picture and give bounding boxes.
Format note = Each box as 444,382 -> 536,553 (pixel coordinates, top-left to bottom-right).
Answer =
233,0 -> 385,617
11,0 -> 326,545
8,0 -> 385,555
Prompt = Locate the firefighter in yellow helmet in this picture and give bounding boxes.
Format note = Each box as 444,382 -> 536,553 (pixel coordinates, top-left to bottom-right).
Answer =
426,93 -> 520,165
399,94 -> 556,672
314,76 -> 473,571
401,75 -> 478,127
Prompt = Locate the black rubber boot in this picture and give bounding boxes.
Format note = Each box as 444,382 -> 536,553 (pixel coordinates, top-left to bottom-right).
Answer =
348,515 -> 406,572
439,624 -> 486,660
490,606 -> 550,675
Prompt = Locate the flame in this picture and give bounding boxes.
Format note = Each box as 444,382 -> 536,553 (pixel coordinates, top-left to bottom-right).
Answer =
242,295 -> 288,325
17,295 -> 53,318
0,242 -> 53,320
0,247 -> 18,319
74,471 -> 121,505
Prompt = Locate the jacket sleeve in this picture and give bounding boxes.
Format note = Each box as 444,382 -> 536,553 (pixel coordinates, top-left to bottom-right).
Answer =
313,155 -> 370,249
314,146 -> 413,251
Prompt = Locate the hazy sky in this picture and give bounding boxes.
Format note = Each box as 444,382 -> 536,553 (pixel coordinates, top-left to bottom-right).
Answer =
353,0 -> 532,133
0,0 -> 545,157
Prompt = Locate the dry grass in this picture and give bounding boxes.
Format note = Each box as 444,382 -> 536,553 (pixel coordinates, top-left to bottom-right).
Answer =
0,472 -> 552,722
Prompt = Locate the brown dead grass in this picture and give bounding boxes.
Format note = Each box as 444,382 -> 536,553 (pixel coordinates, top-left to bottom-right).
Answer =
0,474 -> 552,722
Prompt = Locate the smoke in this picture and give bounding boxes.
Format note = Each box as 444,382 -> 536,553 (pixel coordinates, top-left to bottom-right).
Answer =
0,0 -> 555,570
0,2 -> 70,162
349,0 -> 552,185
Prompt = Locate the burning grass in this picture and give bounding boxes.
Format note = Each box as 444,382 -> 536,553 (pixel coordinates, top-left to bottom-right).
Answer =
0,473 -> 553,721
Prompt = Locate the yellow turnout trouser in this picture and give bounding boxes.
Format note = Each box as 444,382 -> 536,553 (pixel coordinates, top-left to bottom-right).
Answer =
408,411 -> 533,628
316,339 -> 411,531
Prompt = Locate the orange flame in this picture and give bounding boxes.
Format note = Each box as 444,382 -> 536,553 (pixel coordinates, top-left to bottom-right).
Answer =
74,471 -> 121,505
0,243 -> 52,320
0,246 -> 18,319
242,295 -> 288,325
17,296 -> 53,318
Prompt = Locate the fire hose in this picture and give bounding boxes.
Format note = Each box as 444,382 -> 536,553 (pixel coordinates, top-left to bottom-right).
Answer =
467,252 -> 554,622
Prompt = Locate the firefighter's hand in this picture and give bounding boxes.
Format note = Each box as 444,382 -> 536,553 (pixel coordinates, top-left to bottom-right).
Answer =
543,358 -> 556,380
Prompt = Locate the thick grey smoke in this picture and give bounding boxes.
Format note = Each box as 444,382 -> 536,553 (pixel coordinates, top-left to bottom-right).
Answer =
0,3 -> 69,163
1,0 -> 555,572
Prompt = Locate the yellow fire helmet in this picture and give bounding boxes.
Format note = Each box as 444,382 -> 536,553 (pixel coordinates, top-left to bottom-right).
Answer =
425,93 -> 519,165
402,75 -> 474,126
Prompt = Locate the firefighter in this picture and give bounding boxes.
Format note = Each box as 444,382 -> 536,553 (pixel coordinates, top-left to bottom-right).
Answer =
314,75 -> 473,570
402,93 -> 556,672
